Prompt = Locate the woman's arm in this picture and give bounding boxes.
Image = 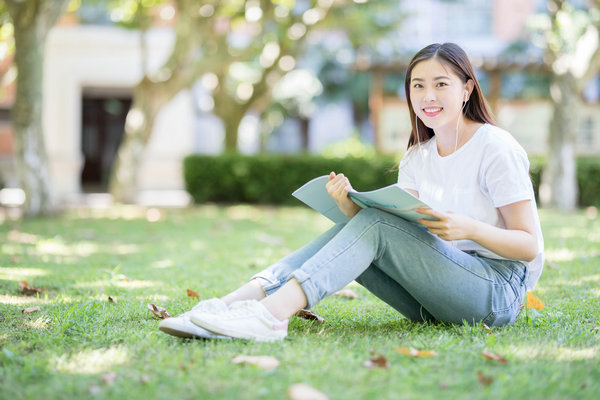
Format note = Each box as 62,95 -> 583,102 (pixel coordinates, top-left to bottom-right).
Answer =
416,200 -> 538,262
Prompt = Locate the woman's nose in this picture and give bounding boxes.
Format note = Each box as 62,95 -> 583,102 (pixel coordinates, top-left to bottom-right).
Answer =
423,86 -> 436,101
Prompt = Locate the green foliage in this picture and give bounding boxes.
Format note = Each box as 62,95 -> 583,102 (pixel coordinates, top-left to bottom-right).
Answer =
1,207 -> 600,399
576,157 -> 600,207
184,153 -> 600,208
183,152 -> 399,205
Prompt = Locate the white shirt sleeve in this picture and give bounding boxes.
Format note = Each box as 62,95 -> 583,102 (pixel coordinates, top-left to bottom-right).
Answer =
483,147 -> 534,208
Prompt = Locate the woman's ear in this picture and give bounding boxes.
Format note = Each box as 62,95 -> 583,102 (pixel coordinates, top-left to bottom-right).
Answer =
465,79 -> 475,97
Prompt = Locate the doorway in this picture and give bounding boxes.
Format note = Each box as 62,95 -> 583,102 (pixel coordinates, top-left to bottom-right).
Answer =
81,94 -> 131,192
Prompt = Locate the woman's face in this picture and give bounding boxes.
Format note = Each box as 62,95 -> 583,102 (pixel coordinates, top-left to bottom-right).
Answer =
409,58 -> 469,132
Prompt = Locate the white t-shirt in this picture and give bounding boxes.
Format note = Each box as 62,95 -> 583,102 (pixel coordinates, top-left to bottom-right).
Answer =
397,123 -> 544,290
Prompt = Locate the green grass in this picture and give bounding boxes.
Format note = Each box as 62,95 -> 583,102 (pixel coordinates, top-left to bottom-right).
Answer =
1,205 -> 599,400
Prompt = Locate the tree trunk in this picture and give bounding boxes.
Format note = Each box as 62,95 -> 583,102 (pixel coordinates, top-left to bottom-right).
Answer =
6,0 -> 68,216
540,74 -> 578,210
108,78 -> 170,203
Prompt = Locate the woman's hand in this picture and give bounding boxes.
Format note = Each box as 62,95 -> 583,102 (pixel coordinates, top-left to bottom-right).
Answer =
416,208 -> 476,241
416,201 -> 539,262
326,172 -> 362,218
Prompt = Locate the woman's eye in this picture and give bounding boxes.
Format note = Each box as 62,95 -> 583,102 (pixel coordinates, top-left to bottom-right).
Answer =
436,82 -> 448,87
413,84 -> 423,89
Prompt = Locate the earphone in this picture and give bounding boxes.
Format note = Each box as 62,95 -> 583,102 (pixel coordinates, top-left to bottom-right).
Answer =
464,90 -> 469,102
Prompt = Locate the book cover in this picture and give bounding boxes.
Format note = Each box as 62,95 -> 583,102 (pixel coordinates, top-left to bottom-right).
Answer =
292,175 -> 436,224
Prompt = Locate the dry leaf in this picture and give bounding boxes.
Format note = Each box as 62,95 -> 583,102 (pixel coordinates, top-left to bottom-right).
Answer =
286,383 -> 329,400
22,306 -> 40,314
102,372 -> 117,385
477,371 -> 494,386
19,281 -> 44,296
363,354 -> 390,369
546,261 -> 560,270
89,385 -> 102,395
481,349 -> 507,364
108,296 -> 116,303
481,322 -> 493,334
140,374 -> 150,384
333,289 -> 358,299
395,347 -> 437,357
232,355 -> 280,371
147,303 -> 171,319
526,292 -> 545,310
178,364 -> 187,371
10,256 -> 22,264
186,289 -> 199,299
295,309 -> 325,323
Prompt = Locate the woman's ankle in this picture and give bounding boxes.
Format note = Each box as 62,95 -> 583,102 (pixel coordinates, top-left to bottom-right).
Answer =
221,279 -> 266,306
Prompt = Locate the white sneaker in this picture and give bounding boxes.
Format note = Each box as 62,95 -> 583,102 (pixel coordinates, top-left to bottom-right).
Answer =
158,298 -> 231,340
190,300 -> 288,342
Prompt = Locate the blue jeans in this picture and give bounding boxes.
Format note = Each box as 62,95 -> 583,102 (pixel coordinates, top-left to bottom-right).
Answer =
252,208 -> 528,327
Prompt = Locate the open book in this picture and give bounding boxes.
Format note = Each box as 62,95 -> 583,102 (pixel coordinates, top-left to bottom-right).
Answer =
292,175 -> 436,224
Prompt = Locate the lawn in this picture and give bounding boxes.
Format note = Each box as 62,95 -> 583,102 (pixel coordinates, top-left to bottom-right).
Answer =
0,204 -> 599,400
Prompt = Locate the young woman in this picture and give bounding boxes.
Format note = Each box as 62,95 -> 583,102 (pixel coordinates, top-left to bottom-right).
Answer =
159,42 -> 544,342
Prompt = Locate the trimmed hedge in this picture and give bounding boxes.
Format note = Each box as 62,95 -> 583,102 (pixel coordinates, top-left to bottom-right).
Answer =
183,153 -> 600,207
183,153 -> 399,205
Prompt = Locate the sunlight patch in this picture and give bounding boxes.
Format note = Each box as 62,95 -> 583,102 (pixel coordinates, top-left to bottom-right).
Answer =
226,205 -> 262,221
74,280 -> 159,289
0,295 -> 46,306
152,259 -> 174,269
509,344 -> 598,361
36,239 -> 98,257
545,248 -> 576,262
113,280 -> 159,289
112,244 -> 140,255
25,316 -> 51,330
0,267 -> 49,281
52,346 -> 129,374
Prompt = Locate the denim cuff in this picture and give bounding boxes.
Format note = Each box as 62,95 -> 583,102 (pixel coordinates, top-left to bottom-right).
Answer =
251,271 -> 283,296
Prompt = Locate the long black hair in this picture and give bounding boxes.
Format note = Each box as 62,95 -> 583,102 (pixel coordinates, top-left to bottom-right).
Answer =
404,43 -> 495,149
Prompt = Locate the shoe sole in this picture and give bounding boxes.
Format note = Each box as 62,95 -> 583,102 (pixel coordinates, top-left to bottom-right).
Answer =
159,321 -> 231,340
190,316 -> 286,342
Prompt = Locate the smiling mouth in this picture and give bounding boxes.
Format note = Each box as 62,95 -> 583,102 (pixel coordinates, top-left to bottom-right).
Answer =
423,107 -> 442,117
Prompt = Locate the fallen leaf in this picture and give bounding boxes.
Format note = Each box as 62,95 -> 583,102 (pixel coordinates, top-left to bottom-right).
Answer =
186,289 -> 199,299
295,309 -> 325,323
333,289 -> 358,299
477,371 -> 494,386
89,385 -> 102,395
108,296 -> 116,303
101,372 -> 117,385
481,322 -> 493,334
286,383 -> 329,400
19,281 -> 44,296
546,261 -> 560,270
22,306 -> 40,314
395,347 -> 438,357
10,256 -> 22,264
526,291 -> 545,310
232,355 -> 280,371
178,364 -> 187,371
140,374 -> 150,383
363,353 -> 390,369
481,349 -> 507,364
147,303 -> 171,319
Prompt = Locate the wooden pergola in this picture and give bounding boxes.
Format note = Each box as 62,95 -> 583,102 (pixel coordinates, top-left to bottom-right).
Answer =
355,54 -> 549,152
